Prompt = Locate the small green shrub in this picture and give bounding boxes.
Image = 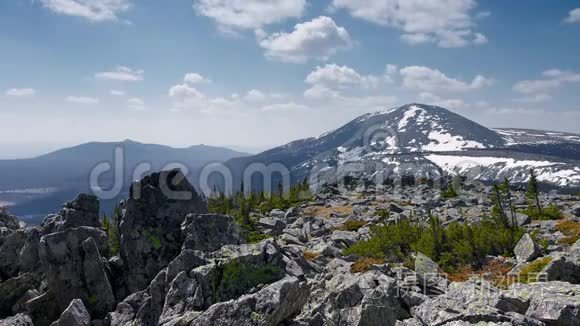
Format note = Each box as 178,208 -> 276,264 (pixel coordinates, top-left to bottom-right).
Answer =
441,184 -> 458,199
212,261 -> 284,303
344,213 -> 524,273
521,203 -> 562,221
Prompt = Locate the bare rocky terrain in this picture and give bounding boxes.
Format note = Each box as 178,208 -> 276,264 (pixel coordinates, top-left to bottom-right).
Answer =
1,168 -> 580,326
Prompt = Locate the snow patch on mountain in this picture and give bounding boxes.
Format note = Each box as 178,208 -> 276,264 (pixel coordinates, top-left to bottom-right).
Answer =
426,154 -> 580,186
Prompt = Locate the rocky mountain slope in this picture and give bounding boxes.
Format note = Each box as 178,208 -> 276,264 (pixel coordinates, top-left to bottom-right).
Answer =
1,169 -> 579,325
224,104 -> 580,191
0,140 -> 248,223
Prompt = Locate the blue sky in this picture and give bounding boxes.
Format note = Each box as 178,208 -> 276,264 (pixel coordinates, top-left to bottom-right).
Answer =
1,0 -> 579,157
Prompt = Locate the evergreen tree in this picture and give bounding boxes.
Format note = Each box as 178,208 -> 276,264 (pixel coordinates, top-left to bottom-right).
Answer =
526,169 -> 542,216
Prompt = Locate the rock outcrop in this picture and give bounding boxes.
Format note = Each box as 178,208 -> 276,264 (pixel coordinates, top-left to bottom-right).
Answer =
38,227 -> 114,318
119,169 -> 208,294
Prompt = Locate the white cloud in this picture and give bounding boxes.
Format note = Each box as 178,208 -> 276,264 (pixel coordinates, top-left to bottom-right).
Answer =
95,66 -> 144,82
40,0 -> 131,22
305,64 -> 380,89
331,0 -> 484,48
399,66 -> 493,92
110,90 -> 126,96
5,88 -> 36,97
168,84 -> 205,99
244,89 -> 267,102
304,84 -> 340,99
473,33 -> 488,45
513,69 -> 580,94
258,16 -> 352,63
194,0 -> 306,31
127,97 -> 145,110
564,8 -> 580,24
512,93 -> 552,103
66,96 -> 99,104
419,92 -> 465,109
184,73 -> 210,84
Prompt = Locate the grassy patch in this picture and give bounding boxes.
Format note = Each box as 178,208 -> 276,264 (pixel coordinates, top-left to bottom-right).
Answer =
303,250 -> 320,261
212,261 -> 284,303
246,231 -> 272,244
446,260 -> 514,288
350,257 -> 385,273
555,220 -> 580,245
518,257 -> 552,284
335,220 -> 366,232
304,205 -> 353,219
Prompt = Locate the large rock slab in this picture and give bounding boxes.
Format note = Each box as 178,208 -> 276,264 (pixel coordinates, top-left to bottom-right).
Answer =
190,277 -> 309,326
50,299 -> 91,326
38,227 -> 114,319
119,169 -> 207,294
24,291 -> 60,326
504,282 -> 580,325
0,231 -> 27,280
514,233 -> 542,263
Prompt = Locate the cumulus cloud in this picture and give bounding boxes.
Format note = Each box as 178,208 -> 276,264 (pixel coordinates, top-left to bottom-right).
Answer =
305,64 -> 379,89
40,0 -> 131,22
564,8 -> 580,24
258,16 -> 352,63
5,88 -> 36,97
194,0 -> 306,31
95,66 -> 144,82
399,66 -> 493,92
331,0 -> 486,48
66,96 -> 99,104
168,84 -> 205,99
513,69 -> 580,94
184,73 -> 210,84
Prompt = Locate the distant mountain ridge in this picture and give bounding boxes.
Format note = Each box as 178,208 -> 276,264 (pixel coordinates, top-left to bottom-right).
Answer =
0,140 -> 249,222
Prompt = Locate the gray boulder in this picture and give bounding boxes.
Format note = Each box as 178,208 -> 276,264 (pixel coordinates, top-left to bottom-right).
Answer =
415,252 -> 439,277
541,253 -> 580,283
38,227 -> 115,318
190,277 -> 309,326
0,314 -> 34,326
514,234 -> 542,263
504,282 -> 580,325
181,214 -> 243,251
0,231 -> 27,280
412,279 -> 515,325
257,217 -> 286,235
0,273 -> 38,317
107,269 -> 168,326
324,271 -> 408,326
119,169 -> 207,294
572,205 -> 580,217
50,299 -> 91,326
24,291 -> 60,326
